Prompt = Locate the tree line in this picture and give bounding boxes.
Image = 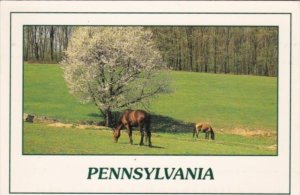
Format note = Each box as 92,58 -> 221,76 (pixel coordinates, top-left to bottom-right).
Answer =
24,26 -> 278,76
24,26 -> 72,62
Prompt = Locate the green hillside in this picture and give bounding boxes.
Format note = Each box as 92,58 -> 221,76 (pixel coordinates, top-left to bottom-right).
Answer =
23,63 -> 277,155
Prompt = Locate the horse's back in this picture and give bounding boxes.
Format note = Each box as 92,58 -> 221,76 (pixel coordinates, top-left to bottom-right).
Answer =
133,110 -> 150,123
134,110 -> 149,119
196,123 -> 212,131
122,109 -> 150,126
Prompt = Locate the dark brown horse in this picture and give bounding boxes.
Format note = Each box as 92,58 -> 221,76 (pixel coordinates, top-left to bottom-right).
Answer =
193,123 -> 215,140
113,109 -> 152,147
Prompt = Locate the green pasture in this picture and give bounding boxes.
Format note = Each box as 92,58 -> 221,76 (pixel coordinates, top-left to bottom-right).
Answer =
24,63 -> 277,155
24,123 -> 276,155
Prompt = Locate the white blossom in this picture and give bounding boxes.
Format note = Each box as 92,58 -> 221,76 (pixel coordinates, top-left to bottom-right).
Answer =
61,27 -> 170,125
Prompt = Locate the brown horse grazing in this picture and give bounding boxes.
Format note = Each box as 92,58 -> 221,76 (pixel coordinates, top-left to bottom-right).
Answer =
113,109 -> 152,147
193,123 -> 215,140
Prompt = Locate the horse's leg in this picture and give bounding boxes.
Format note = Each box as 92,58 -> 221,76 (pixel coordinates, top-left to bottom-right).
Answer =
196,129 -> 199,138
125,124 -> 133,145
210,128 -> 215,140
145,121 -> 152,147
205,132 -> 209,139
113,126 -> 121,143
139,123 -> 144,146
193,126 -> 196,138
129,126 -> 133,145
146,131 -> 152,147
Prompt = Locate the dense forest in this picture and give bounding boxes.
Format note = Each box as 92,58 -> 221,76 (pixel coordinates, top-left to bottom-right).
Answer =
23,26 -> 278,76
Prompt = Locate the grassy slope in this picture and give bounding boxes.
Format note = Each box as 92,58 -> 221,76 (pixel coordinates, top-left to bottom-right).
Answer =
24,123 -> 275,155
24,63 -> 277,155
24,64 -> 99,122
150,71 -> 277,131
24,64 -> 277,131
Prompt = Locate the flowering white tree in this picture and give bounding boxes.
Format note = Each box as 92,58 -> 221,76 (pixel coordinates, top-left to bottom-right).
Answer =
61,27 -> 169,127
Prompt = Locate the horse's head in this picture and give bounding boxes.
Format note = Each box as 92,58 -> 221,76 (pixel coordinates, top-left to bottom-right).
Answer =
113,124 -> 122,143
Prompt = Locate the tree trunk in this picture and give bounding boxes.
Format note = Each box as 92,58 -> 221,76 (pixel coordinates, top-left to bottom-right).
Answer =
204,41 -> 209,72
50,26 -> 55,61
224,28 -> 231,74
105,109 -> 113,127
64,26 -> 69,49
186,27 -> 193,71
33,26 -> 39,60
178,43 -> 182,71
24,27 -> 29,61
213,37 -> 217,73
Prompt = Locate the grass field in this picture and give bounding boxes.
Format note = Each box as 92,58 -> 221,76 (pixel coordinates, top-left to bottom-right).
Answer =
24,63 -> 277,155
24,123 -> 276,155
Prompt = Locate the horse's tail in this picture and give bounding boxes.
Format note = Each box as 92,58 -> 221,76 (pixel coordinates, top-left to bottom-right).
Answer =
145,115 -> 152,146
210,128 -> 215,140
145,115 -> 151,136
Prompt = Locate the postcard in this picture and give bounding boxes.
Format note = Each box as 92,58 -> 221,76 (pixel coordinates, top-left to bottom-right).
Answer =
0,1 -> 299,194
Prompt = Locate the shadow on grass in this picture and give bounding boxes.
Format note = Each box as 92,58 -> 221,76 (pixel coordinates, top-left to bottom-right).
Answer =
133,144 -> 165,149
87,111 -> 194,134
151,114 -> 194,134
149,145 -> 165,149
87,112 -> 119,127
117,142 -> 165,149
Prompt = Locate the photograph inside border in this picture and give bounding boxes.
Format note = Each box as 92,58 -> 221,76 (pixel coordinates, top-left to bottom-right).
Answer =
23,26 -> 278,155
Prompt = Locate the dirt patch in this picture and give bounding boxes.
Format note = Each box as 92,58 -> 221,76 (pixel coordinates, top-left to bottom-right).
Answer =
229,128 -> 276,137
266,144 -> 277,151
48,122 -> 73,128
47,123 -> 109,130
76,124 -> 107,130
47,122 -> 107,130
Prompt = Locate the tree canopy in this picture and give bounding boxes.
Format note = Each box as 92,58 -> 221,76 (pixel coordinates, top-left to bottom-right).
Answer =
61,27 -> 169,126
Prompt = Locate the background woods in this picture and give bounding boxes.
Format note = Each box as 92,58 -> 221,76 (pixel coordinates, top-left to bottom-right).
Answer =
24,26 -> 72,63
24,26 -> 278,76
